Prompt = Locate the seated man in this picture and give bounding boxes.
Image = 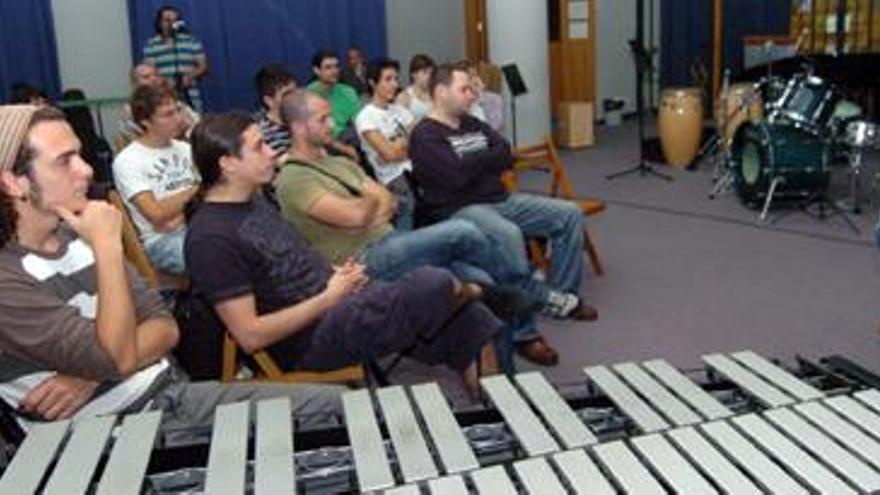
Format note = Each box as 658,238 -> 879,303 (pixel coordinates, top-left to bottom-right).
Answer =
355,58 -> 416,230
117,63 -> 199,145
275,89 -> 584,367
340,47 -> 370,98
308,49 -> 361,139
113,84 -> 200,274
184,112 -> 502,393
253,64 -> 298,157
0,105 -> 342,434
410,62 -> 597,320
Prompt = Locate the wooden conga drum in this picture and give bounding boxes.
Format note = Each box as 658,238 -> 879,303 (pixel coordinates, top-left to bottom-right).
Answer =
658,88 -> 704,168
716,82 -> 763,148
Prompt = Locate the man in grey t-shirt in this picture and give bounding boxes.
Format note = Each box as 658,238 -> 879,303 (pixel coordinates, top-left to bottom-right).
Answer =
0,104 -> 342,436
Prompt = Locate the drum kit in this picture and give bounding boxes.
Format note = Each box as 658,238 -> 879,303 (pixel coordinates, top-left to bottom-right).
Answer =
663,67 -> 880,228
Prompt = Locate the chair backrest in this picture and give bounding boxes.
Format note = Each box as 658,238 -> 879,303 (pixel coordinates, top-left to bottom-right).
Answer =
509,134 -> 578,199
106,190 -> 160,288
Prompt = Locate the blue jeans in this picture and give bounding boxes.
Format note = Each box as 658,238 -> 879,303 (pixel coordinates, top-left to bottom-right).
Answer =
361,218 -> 542,370
145,227 -> 187,275
453,193 -> 585,297
387,174 -> 415,232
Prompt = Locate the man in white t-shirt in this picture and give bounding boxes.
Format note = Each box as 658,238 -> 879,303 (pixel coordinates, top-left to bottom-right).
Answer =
113,84 -> 199,274
355,58 -> 416,230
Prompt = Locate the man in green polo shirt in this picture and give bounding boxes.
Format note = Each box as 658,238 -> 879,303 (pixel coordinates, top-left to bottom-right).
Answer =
307,49 -> 361,139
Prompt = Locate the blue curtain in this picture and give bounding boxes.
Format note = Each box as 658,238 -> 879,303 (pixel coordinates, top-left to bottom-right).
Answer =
661,0 -> 790,88
127,0 -> 387,111
0,0 -> 61,103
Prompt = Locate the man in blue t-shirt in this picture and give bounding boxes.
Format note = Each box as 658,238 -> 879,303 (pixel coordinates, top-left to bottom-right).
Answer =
142,5 -> 209,112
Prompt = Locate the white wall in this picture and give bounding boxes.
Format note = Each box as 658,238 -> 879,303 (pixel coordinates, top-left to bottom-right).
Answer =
385,0 -> 466,72
487,0 -> 550,145
595,0 -> 661,118
52,0 -> 131,99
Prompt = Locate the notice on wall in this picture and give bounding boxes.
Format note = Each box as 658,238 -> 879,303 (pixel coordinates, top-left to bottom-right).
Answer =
568,0 -> 589,39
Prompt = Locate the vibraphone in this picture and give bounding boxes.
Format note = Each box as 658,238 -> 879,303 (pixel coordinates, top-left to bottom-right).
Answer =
2,350 -> 880,494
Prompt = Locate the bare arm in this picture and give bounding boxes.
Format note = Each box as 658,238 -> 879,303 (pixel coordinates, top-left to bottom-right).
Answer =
361,179 -> 396,227
215,262 -> 368,353
19,315 -> 178,420
307,190 -> 381,230
361,130 -> 408,163
56,202 -> 139,375
131,185 -> 198,230
192,54 -> 209,79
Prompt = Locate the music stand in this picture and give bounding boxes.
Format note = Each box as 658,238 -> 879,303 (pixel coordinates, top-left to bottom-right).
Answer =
606,1 -> 672,181
502,63 -> 527,147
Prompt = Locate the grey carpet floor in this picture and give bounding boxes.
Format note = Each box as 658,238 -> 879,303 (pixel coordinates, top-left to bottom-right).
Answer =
390,118 -> 880,402
518,119 -> 880,385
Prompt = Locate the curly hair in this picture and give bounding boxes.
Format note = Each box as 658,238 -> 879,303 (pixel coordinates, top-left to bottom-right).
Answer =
0,189 -> 16,249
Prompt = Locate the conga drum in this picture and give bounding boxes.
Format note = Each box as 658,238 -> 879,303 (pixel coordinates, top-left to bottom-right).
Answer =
658,88 -> 704,168
716,82 -> 763,148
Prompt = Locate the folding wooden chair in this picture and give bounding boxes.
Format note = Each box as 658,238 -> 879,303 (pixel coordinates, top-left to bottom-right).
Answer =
221,334 -> 365,385
504,134 -> 606,276
106,189 -> 188,290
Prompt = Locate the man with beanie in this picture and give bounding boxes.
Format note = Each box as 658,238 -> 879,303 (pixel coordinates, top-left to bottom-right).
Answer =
0,104 -> 342,437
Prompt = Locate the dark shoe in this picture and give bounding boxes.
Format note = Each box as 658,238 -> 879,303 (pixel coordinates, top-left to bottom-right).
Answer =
477,283 -> 539,322
516,337 -> 560,366
569,300 -> 598,321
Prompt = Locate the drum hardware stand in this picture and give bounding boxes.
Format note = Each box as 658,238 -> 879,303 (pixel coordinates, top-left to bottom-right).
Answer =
758,176 -> 786,222
606,1 -> 672,182
769,189 -> 861,233
801,192 -> 861,234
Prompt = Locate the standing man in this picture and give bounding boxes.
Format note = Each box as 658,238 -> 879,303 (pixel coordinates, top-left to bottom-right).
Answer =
142,5 -> 209,112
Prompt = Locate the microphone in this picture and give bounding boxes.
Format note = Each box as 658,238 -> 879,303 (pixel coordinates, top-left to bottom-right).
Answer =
172,20 -> 186,33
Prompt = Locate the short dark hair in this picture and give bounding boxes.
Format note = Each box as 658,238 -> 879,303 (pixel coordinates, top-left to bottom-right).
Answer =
9,83 -> 47,105
428,62 -> 470,98
190,112 -> 254,189
254,65 -> 296,106
311,49 -> 338,69
130,84 -> 177,126
408,54 -> 436,78
366,58 -> 400,95
154,5 -> 179,35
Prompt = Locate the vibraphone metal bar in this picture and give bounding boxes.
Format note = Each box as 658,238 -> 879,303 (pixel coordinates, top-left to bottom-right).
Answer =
1,350 -> 876,494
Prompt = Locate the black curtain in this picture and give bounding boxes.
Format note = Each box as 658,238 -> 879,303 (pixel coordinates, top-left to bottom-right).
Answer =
661,0 -> 791,88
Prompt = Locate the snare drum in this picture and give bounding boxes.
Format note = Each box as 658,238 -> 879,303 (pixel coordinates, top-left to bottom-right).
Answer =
716,82 -> 764,147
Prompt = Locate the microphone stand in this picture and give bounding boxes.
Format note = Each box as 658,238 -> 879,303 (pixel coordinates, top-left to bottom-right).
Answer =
606,17 -> 672,182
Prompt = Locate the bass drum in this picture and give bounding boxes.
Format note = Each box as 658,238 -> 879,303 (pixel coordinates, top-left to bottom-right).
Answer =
730,122 -> 831,206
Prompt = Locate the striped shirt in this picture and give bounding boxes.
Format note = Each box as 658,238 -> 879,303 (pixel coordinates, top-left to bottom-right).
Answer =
142,33 -> 206,112
255,110 -> 291,156
0,229 -> 173,428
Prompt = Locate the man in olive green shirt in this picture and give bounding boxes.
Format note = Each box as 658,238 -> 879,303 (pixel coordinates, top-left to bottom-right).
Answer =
307,49 -> 361,140
272,90 -> 598,369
